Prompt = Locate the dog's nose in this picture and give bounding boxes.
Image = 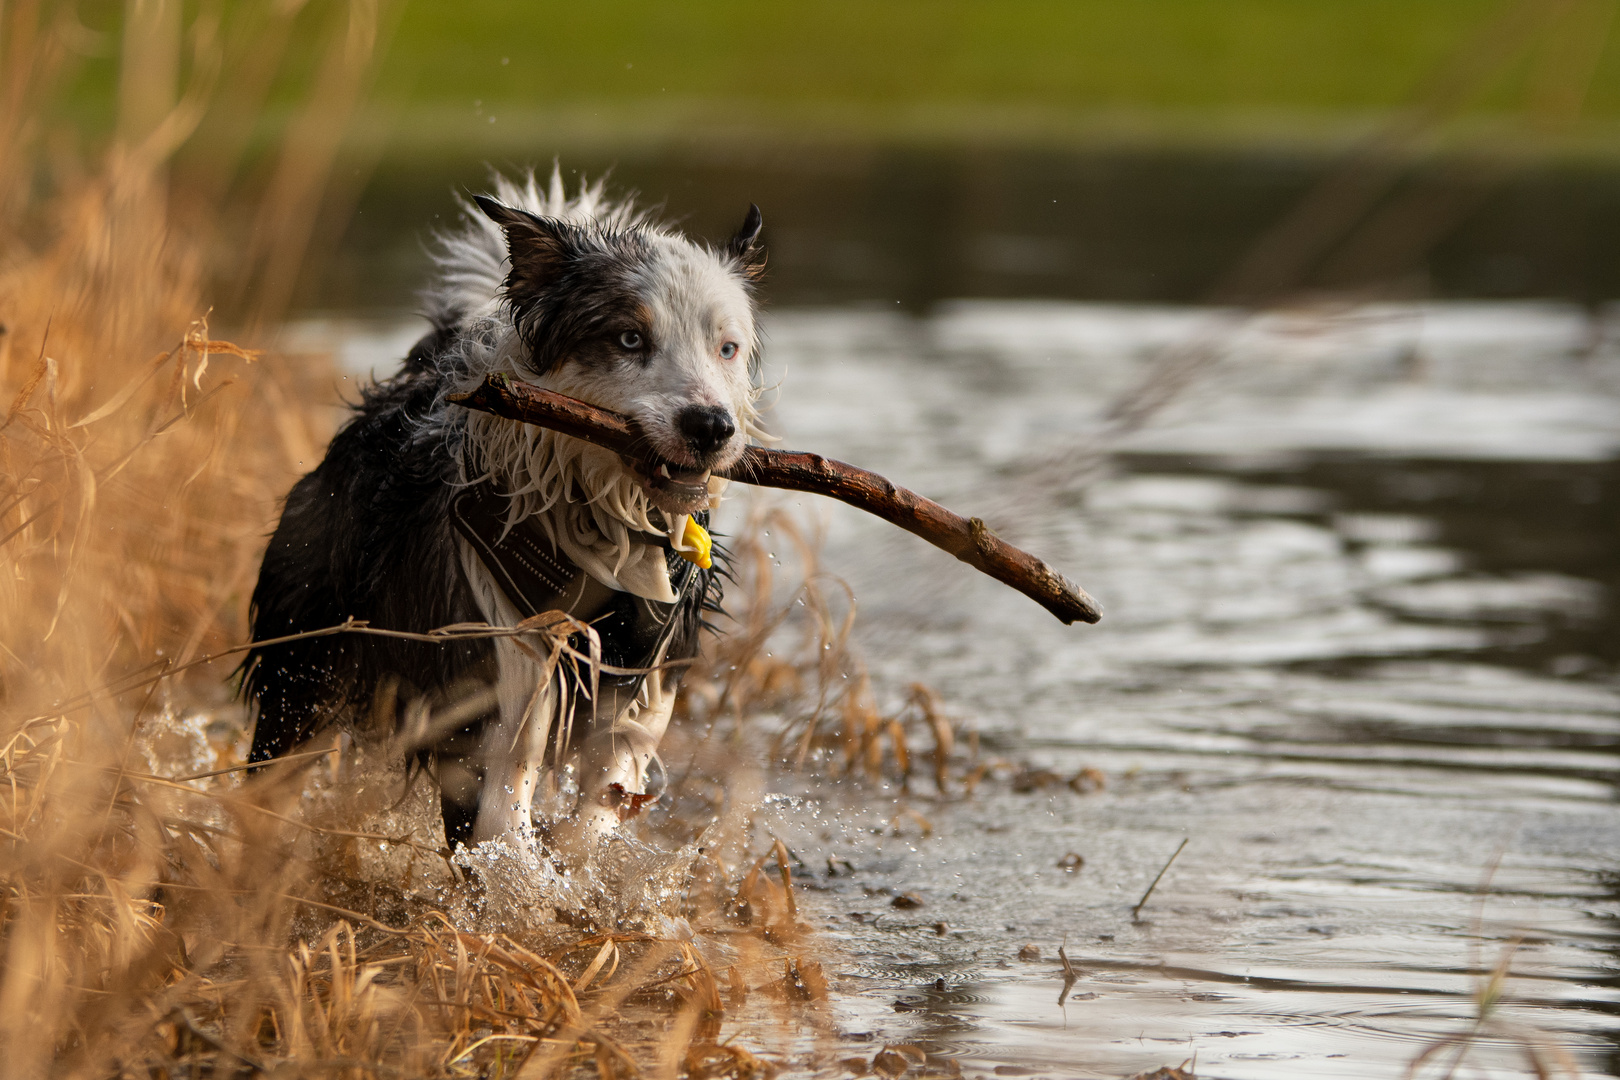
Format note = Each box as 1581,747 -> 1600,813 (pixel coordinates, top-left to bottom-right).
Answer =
676,406 -> 736,456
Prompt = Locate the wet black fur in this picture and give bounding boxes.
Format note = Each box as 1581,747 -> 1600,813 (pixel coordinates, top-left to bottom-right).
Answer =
473,197 -> 657,375
241,199 -> 759,845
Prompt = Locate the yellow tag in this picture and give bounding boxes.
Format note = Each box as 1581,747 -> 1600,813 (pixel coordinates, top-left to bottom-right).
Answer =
677,516 -> 712,569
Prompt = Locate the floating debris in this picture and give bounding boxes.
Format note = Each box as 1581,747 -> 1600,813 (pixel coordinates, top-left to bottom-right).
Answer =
1132,838 -> 1190,921
873,1044 -> 928,1078
1069,767 -> 1107,793
685,1041 -> 777,1080
1057,941 -> 1080,1006
872,1048 -> 910,1078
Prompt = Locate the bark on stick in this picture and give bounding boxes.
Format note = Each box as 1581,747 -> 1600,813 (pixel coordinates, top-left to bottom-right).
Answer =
450,374 -> 1102,625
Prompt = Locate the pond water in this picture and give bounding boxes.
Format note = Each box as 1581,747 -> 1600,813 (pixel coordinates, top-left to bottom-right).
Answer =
744,300 -> 1620,1079
297,299 -> 1620,1078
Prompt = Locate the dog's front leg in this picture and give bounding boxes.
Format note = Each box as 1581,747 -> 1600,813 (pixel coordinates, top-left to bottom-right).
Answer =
471,638 -> 553,846
558,668 -> 677,843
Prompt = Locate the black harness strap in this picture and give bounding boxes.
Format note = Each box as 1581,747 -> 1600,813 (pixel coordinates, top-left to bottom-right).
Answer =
449,482 -> 582,619
449,480 -> 705,725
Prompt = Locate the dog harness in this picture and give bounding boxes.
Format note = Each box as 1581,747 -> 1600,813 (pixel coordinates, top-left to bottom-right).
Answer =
449,480 -> 706,722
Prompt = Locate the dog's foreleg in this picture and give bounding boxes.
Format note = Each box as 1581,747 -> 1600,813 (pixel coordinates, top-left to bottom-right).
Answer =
471,637 -> 553,846
559,666 -> 677,842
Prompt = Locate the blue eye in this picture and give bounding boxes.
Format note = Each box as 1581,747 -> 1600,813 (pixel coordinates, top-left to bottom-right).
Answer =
719,341 -> 739,360
618,330 -> 643,350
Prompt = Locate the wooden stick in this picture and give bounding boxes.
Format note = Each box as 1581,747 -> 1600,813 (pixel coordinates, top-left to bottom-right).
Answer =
449,374 -> 1102,625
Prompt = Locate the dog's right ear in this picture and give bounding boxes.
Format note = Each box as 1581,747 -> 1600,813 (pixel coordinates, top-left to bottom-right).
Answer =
474,194 -> 577,301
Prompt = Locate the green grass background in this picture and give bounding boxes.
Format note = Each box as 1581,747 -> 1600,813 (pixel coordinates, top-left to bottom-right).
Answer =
64,1 -> 1620,152
385,1 -> 1510,114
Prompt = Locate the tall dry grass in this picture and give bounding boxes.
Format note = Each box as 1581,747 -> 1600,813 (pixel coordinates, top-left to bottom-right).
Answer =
0,7 -> 971,1075
0,4 -> 395,1072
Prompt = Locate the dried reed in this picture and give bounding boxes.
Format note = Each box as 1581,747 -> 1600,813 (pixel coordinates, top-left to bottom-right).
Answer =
0,8 -> 975,1075
668,505 -> 968,800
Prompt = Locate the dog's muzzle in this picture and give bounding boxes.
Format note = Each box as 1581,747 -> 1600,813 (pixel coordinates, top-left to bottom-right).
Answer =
628,457 -> 714,515
627,407 -> 736,514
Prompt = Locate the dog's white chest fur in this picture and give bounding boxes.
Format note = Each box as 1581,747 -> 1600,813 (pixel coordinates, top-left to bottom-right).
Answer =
457,540 -> 675,846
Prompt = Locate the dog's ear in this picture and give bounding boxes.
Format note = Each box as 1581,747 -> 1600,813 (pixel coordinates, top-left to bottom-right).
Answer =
474,194 -> 578,299
725,203 -> 764,280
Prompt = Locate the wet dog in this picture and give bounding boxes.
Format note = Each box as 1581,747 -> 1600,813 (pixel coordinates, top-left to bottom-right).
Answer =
243,171 -> 765,849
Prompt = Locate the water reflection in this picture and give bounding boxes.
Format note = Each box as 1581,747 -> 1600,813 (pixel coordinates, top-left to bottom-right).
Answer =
319,147 -> 1620,313
1161,455 -> 1620,673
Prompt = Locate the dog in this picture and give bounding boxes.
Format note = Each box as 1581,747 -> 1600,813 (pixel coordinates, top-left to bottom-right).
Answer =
243,170 -> 765,850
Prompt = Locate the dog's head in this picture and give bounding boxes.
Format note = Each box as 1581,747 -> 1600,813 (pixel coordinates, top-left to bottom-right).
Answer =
474,195 -> 763,516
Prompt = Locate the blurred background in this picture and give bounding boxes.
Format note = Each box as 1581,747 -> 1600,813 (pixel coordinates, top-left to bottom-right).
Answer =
6,3 -> 1620,1077
29,0 -> 1620,312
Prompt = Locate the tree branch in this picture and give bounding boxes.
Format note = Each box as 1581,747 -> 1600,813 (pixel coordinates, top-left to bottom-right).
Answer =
449,374 -> 1101,625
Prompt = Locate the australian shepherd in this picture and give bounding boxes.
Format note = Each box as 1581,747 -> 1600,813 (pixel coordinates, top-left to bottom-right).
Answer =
243,171 -> 766,851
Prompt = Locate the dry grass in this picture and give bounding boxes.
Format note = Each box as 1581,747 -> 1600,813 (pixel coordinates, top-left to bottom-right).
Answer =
0,156 -> 846,1080
0,187 -> 848,1080
0,8 -> 984,1075
669,506 -> 968,803
1403,858 -> 1582,1080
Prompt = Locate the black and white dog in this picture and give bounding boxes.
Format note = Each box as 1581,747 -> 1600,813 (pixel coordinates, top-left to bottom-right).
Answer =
244,172 -> 765,849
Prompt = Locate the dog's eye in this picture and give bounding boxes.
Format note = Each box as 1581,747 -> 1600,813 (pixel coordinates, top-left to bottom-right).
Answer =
718,341 -> 739,360
618,330 -> 643,350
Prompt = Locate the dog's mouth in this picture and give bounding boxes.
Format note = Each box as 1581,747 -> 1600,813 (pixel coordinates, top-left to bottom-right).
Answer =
626,455 -> 713,515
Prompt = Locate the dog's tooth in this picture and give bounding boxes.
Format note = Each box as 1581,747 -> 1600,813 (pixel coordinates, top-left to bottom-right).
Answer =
657,463 -> 671,479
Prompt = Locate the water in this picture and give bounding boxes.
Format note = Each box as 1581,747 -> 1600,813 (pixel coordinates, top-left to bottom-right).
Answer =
298,300 -> 1619,1077
744,300 -> 1619,1078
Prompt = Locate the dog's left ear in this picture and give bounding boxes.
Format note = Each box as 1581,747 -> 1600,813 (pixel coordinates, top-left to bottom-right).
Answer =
725,204 -> 764,279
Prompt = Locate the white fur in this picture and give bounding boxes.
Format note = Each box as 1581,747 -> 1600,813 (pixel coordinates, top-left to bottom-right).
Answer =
458,539 -> 679,847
